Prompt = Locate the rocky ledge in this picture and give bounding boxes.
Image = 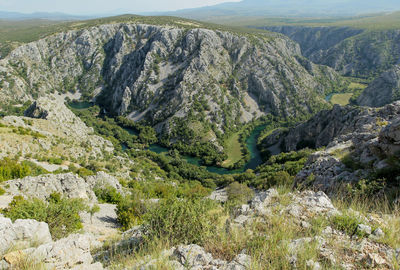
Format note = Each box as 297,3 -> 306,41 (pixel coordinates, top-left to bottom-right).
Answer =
263,101 -> 400,192
2,171 -> 123,203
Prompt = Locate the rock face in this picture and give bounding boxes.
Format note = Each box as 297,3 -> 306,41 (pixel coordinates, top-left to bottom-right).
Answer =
1,233 -> 103,270
0,217 -> 52,256
24,96 -> 92,136
235,189 -> 339,223
265,26 -> 400,79
0,21 -> 344,140
263,26 -> 363,59
4,173 -> 97,201
357,65 -> 400,107
264,101 -> 400,192
86,171 -> 124,194
0,95 -> 113,160
134,244 -> 251,270
3,171 -> 122,202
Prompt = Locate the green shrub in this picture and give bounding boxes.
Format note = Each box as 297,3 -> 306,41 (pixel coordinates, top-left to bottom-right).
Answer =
117,192 -> 148,231
77,167 -> 95,177
331,213 -> 364,237
176,181 -> 212,200
94,185 -> 122,204
341,154 -> 363,171
269,171 -> 293,188
226,182 -> 254,206
0,187 -> 5,195
252,149 -> 313,189
3,194 -> 87,239
0,158 -> 48,182
47,157 -> 62,165
88,204 -> 100,224
145,198 -> 217,245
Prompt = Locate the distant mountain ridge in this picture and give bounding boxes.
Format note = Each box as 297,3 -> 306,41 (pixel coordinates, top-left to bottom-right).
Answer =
0,11 -> 92,21
167,0 -> 400,19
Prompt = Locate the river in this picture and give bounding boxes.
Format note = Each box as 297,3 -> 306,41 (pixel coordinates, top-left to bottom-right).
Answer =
146,125 -> 266,174
69,101 -> 265,174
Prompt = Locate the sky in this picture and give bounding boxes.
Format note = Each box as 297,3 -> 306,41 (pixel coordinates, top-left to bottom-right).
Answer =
0,0 -> 241,15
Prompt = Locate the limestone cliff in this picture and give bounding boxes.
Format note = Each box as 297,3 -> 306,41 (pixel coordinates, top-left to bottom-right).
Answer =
0,20 -> 344,139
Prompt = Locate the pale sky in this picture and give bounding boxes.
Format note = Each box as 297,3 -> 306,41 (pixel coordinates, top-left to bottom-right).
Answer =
0,0 -> 241,15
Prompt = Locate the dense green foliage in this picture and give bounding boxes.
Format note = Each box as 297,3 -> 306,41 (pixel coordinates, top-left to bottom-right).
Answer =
3,193 -> 87,239
161,116 -> 227,166
127,150 -> 220,187
116,179 -> 213,230
70,106 -> 157,150
0,158 -> 48,182
94,185 -> 123,204
117,192 -> 148,231
144,198 -> 217,245
0,101 -> 32,117
250,149 -> 314,189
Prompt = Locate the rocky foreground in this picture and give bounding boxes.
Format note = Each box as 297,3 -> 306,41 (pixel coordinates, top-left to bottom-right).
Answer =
0,181 -> 399,269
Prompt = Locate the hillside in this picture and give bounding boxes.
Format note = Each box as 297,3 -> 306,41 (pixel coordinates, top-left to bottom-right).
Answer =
0,16 -> 347,157
0,14 -> 399,270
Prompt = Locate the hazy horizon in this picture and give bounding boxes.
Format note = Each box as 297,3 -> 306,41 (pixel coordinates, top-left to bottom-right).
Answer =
0,0 -> 241,15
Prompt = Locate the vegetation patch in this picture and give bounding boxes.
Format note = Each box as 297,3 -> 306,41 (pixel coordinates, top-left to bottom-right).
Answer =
330,93 -> 353,106
226,181 -> 254,206
0,158 -> 48,182
94,185 -> 122,204
251,149 -> 314,189
2,193 -> 88,239
144,198 -> 219,245
222,132 -> 243,168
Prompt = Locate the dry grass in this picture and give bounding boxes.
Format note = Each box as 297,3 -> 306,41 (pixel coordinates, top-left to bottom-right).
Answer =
222,132 -> 243,168
330,93 -> 353,106
333,193 -> 400,248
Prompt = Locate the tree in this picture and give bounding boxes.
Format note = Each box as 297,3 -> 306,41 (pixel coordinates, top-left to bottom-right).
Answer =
89,204 -> 100,224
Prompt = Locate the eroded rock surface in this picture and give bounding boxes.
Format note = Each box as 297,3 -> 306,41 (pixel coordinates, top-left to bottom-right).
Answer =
262,101 -> 400,192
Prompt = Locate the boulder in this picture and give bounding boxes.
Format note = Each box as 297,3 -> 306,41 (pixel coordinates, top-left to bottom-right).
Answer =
30,233 -> 101,269
0,217 -> 16,255
1,233 -> 103,270
357,224 -> 372,236
0,218 -> 52,257
86,171 -> 124,194
208,188 -> 228,202
4,173 -> 97,202
172,244 -> 213,267
13,219 -> 52,245
250,188 -> 278,215
379,118 -> 400,156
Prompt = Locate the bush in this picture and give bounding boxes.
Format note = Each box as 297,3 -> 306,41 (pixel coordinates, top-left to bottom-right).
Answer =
3,194 -> 87,239
77,167 -> 95,177
251,149 -> 313,189
0,187 -> 5,195
0,158 -> 48,182
226,182 -> 254,206
176,181 -> 212,200
94,185 -> 122,204
330,213 -> 372,237
117,192 -> 148,231
269,171 -> 293,188
145,198 -> 217,245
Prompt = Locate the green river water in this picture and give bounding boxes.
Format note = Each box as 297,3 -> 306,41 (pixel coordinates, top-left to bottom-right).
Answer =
69,102 -> 265,175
